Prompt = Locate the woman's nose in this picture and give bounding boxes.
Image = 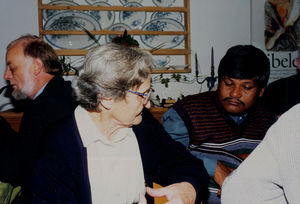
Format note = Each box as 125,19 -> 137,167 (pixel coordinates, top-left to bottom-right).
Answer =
144,100 -> 151,109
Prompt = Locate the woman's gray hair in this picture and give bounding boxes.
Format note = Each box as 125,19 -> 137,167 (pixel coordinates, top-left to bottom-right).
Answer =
73,43 -> 154,111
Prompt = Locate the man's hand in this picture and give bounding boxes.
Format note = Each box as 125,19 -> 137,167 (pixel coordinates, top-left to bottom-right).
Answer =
214,161 -> 235,197
141,182 -> 196,204
214,161 -> 232,188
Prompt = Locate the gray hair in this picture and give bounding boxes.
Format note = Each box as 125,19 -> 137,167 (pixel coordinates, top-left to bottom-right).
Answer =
73,43 -> 154,111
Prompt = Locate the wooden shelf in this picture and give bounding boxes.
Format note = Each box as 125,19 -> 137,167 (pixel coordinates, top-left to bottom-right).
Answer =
0,107 -> 167,131
149,107 -> 168,123
39,5 -> 188,12
0,111 -> 23,132
53,48 -> 190,56
40,30 -> 188,35
38,0 -> 191,74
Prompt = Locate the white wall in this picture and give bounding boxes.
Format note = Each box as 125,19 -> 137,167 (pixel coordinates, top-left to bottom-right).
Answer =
0,0 -> 251,110
152,0 -> 251,100
0,0 -> 38,110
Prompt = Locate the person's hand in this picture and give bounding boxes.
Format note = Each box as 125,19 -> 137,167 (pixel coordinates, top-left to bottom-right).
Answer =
238,153 -> 249,160
214,161 -> 232,188
145,182 -> 196,204
214,161 -> 232,197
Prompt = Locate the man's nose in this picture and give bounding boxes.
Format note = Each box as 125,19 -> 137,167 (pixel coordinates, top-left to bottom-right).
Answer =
4,69 -> 12,80
230,86 -> 242,98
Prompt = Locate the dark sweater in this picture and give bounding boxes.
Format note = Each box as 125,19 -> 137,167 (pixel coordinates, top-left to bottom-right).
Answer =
30,108 -> 209,203
173,91 -> 276,145
263,72 -> 300,116
0,76 -> 75,200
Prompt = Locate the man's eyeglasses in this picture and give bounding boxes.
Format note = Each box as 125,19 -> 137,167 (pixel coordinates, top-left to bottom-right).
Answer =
126,89 -> 152,105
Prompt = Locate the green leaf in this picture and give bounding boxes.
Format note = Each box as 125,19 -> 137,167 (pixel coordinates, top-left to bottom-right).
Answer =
171,74 -> 181,82
161,78 -> 170,88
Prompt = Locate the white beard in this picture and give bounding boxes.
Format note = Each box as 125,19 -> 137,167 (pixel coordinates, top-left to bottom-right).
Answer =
12,69 -> 35,100
12,89 -> 28,100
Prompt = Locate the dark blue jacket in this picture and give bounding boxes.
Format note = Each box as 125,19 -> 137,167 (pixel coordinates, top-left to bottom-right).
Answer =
0,76 -> 75,198
31,108 -> 209,203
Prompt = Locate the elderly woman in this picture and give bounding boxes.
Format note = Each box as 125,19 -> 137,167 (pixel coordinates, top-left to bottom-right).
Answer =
30,43 -> 209,203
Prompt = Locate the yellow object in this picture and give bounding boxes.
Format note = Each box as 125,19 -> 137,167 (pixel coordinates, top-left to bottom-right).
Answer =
153,183 -> 167,204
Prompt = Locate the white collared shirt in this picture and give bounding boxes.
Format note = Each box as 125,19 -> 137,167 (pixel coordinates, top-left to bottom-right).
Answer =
75,106 -> 145,203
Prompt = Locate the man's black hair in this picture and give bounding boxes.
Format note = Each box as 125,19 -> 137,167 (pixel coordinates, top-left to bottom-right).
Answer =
218,45 -> 270,88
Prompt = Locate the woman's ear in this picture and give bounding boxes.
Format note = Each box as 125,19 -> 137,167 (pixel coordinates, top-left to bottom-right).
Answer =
100,97 -> 113,110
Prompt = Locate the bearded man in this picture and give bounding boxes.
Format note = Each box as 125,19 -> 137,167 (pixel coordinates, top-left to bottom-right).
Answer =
0,34 -> 74,202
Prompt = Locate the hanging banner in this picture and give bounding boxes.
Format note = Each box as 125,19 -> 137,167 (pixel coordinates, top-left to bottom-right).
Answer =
264,0 -> 299,82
